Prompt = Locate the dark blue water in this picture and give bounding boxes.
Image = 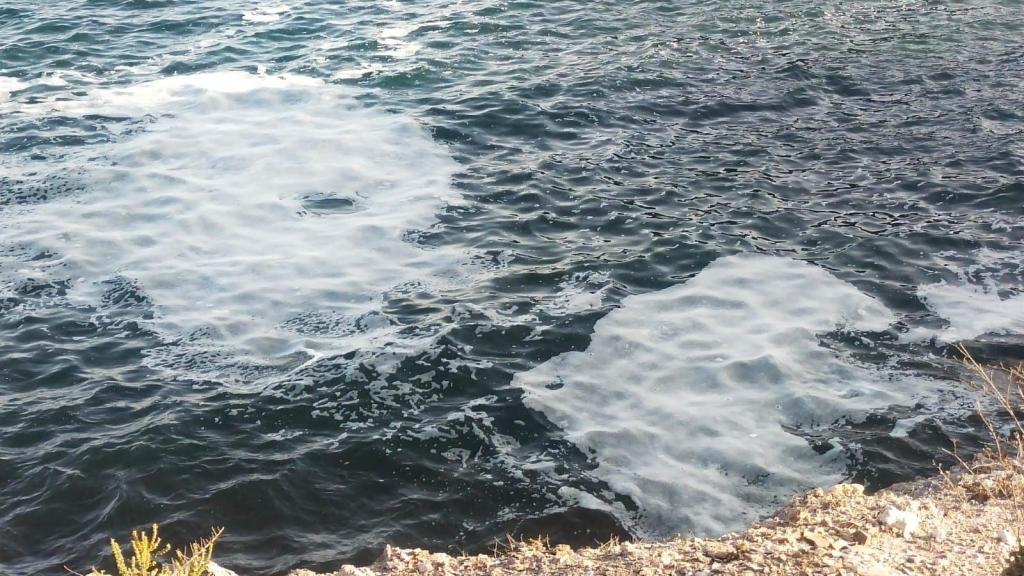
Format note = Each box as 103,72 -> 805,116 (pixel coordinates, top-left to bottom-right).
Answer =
1,1 -> 1023,574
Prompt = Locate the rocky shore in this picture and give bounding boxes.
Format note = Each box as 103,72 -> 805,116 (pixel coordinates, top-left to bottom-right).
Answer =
211,455 -> 1023,576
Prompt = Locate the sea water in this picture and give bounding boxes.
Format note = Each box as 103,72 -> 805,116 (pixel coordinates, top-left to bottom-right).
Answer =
1,1 -> 1022,574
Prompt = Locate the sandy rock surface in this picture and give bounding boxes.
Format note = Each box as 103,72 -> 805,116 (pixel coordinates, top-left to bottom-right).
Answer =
269,465 -> 1022,576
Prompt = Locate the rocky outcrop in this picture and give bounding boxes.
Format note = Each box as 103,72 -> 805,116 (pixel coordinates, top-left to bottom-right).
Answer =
242,463 -> 1022,576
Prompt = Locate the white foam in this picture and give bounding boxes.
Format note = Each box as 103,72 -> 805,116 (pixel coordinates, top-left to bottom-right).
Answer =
242,4 -> 289,23
41,71 -> 320,116
332,64 -> 386,80
377,25 -> 422,60
379,24 -> 419,39
514,253 -> 902,536
537,271 -> 609,316
911,247 -> 1024,343
0,72 -> 104,114
0,76 -> 25,101
0,71 -> 469,365
918,283 -> 1024,342
382,40 -> 421,59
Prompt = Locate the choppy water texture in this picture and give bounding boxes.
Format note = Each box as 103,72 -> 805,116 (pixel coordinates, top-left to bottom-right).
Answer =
1,1 -> 1023,574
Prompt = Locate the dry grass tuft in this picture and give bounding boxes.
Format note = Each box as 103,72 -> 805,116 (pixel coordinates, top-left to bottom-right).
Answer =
952,344 -> 1024,576
76,524 -> 223,576
948,345 -> 1024,503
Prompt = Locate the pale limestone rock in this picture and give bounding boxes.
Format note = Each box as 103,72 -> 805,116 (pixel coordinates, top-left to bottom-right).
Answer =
854,561 -> 899,576
800,530 -> 832,549
703,541 -> 737,560
878,505 -> 919,539
828,483 -> 865,498
338,564 -> 376,576
850,529 -> 871,545
208,561 -> 241,576
658,549 -> 679,566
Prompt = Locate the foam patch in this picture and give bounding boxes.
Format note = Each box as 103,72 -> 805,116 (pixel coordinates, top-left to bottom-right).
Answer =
919,283 -> 1024,343
0,76 -> 25,101
514,253 -> 904,536
0,72 -> 468,364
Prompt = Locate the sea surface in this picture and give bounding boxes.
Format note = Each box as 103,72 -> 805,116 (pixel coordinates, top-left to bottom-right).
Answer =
1,1 -> 1023,574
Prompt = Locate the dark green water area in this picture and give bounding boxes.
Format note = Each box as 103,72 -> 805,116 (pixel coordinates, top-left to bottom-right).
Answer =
1,1 -> 1022,574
